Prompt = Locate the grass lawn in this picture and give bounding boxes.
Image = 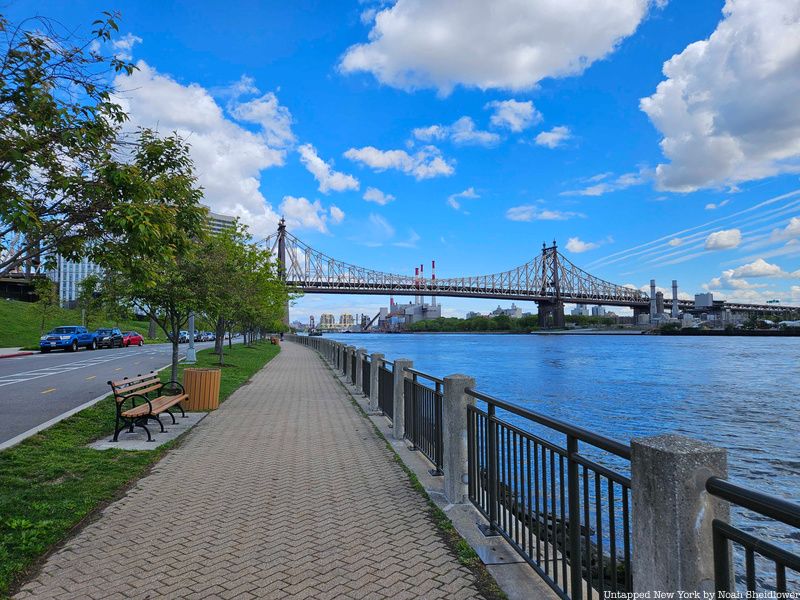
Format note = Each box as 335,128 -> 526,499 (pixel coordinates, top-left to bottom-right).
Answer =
0,342 -> 279,597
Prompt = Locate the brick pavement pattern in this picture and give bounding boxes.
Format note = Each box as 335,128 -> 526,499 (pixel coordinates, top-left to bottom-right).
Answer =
15,341 -> 485,599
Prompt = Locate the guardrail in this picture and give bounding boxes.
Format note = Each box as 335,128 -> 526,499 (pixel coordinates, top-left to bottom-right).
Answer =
286,333 -> 799,597
404,368 -> 444,476
466,387 -> 631,600
706,476 -> 800,593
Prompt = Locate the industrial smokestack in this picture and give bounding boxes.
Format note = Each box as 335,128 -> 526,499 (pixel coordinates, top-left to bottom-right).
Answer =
415,267 -> 419,304
650,279 -> 657,321
431,260 -> 436,307
420,264 -> 424,306
672,280 -> 679,318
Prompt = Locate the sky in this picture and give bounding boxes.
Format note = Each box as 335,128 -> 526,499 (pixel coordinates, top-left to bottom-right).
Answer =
9,0 -> 800,321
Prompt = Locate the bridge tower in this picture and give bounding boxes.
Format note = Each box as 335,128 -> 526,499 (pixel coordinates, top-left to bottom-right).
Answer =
537,241 -> 565,328
277,218 -> 290,327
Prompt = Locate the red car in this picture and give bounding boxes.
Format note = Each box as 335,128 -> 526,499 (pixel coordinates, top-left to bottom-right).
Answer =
122,331 -> 144,347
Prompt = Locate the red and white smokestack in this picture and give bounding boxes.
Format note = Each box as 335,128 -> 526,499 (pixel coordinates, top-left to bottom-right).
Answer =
431,260 -> 437,308
420,264 -> 424,305
414,267 -> 419,304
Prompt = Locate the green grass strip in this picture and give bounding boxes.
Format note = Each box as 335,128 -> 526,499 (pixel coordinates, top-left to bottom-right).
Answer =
0,341 -> 279,597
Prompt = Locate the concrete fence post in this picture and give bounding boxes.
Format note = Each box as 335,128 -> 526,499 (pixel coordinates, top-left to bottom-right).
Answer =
355,348 -> 366,390
442,374 -> 475,504
631,434 -> 729,594
392,359 -> 413,440
345,346 -> 354,377
369,353 -> 383,413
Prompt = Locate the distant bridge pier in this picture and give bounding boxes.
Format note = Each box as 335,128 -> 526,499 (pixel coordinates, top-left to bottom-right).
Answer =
633,305 -> 649,324
537,300 -> 565,329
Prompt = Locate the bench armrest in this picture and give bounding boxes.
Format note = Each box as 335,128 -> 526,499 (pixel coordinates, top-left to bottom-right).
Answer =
162,380 -> 185,396
125,393 -> 153,413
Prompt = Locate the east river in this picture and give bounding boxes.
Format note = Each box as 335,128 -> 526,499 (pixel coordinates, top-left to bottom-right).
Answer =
326,332 -> 800,569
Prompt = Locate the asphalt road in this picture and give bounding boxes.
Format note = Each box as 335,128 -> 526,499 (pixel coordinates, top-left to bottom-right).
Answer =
0,341 -> 218,446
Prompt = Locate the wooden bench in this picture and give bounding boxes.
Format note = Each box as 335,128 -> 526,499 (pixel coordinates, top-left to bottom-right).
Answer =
108,372 -> 188,442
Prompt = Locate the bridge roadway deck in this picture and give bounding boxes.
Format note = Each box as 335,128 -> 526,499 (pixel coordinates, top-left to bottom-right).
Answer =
14,342 -> 486,599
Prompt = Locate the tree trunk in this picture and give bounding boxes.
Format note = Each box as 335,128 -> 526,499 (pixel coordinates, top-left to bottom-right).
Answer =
148,317 -> 157,339
215,316 -> 225,356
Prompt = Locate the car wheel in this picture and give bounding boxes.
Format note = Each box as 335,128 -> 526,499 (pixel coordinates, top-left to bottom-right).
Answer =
138,340 -> 143,347
70,340 -> 78,352
91,339 -> 97,350
41,347 -> 50,353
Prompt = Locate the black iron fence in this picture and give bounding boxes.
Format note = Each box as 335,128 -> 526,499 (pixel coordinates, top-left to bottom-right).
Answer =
378,361 -> 393,420
362,356 -> 371,398
403,368 -> 444,476
350,353 -> 357,385
466,388 -> 631,600
706,476 -> 800,593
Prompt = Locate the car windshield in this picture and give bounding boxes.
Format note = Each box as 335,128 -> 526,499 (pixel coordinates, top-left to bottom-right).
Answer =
96,329 -> 112,334
123,332 -> 132,336
51,327 -> 76,334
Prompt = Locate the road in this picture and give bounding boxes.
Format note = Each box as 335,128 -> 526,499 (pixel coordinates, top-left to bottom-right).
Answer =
0,341 -> 218,446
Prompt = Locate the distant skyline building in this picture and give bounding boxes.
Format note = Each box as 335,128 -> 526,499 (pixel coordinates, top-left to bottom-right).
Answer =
319,313 -> 335,328
591,305 -> 606,317
571,304 -> 590,317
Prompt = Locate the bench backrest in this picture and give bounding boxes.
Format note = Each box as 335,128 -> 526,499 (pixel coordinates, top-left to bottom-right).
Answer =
108,372 -> 162,402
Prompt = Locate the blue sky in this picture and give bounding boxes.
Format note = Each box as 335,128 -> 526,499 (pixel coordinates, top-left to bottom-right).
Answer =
11,0 -> 800,320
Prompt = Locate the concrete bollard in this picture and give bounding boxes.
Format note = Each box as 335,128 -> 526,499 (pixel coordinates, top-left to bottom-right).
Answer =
355,348 -> 366,390
369,353 -> 383,412
442,374 -> 475,504
392,359 -> 413,440
631,434 -> 729,594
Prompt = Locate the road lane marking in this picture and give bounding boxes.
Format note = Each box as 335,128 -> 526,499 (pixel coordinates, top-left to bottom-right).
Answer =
114,368 -> 122,371
85,375 -> 96,380
41,388 -> 56,394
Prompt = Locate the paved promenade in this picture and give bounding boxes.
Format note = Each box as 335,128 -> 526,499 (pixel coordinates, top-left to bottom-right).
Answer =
15,342 -> 485,599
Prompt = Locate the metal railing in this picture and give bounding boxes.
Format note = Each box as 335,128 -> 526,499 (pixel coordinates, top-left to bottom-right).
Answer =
378,361 -> 394,420
350,353 -> 357,385
466,388 -> 632,600
403,368 -> 444,476
362,356 -> 371,398
706,477 -> 800,593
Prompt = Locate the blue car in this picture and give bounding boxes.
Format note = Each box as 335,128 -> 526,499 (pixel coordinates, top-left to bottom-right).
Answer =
40,326 -> 98,353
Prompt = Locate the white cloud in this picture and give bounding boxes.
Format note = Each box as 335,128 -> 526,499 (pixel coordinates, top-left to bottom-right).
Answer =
447,187 -> 479,210
566,237 -> 599,253
229,92 -> 295,148
506,205 -> 584,221
112,33 -> 142,61
363,187 -> 395,205
730,258 -> 796,278
770,217 -> 800,242
413,117 -> 500,146
704,228 -> 742,250
562,167 -> 651,196
486,99 -> 541,132
393,229 -> 421,248
298,143 -> 360,194
329,205 -> 345,224
705,199 -> 731,211
340,0 -> 659,94
344,145 -> 455,179
112,61 -> 290,237
668,238 -> 683,247
641,0 -> 800,191
535,126 -> 572,149
279,196 -> 339,233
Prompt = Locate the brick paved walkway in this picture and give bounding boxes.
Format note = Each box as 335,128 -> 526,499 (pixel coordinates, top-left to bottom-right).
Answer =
15,342 -> 485,599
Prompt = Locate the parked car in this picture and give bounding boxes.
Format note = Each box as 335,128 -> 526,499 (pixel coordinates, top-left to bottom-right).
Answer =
122,331 -> 144,347
179,330 -> 190,343
95,327 -> 124,348
40,326 -> 98,353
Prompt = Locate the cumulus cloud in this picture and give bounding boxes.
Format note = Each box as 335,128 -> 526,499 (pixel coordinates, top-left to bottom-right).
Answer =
363,187 -> 395,205
111,33 -> 142,61
447,187 -> 479,210
112,61 -> 292,237
566,237 -> 600,253
486,99 -> 541,132
704,229 -> 742,250
562,167 -> 651,196
298,143 -> 360,194
730,258 -> 797,278
229,92 -> 295,148
770,217 -> 800,242
668,238 -> 683,247
344,145 -> 455,179
705,199 -> 731,211
340,0 -> 659,94
279,196 -> 341,233
413,117 -> 500,146
535,126 -> 572,149
506,205 -> 585,221
641,0 -> 800,191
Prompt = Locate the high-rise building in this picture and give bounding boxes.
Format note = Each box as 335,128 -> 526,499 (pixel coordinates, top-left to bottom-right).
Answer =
339,313 -> 355,327
51,255 -> 104,307
206,208 -> 236,234
571,304 -> 590,316
591,305 -> 606,317
319,313 -> 335,328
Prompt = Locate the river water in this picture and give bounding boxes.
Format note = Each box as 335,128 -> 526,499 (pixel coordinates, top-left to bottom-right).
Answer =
326,332 -> 800,571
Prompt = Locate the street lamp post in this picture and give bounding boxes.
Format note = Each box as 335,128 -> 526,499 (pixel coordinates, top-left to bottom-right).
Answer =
186,311 -> 197,364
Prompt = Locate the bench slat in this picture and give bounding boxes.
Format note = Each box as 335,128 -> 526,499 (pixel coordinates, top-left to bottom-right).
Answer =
109,372 -> 160,388
120,394 -> 187,418
117,383 -> 162,397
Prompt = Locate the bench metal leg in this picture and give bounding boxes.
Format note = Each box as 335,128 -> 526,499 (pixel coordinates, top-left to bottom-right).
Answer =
149,415 -> 165,433
165,409 -> 177,425
136,418 -> 153,442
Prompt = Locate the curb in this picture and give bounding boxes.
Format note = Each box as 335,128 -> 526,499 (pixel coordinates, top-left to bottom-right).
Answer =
0,351 -> 34,359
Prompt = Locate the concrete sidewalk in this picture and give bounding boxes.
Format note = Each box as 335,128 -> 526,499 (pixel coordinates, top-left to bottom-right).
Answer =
15,342 -> 486,599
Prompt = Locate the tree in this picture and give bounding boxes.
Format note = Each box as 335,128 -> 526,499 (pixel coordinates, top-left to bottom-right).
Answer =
0,12 -> 135,274
32,277 -> 58,335
93,129 -> 206,382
